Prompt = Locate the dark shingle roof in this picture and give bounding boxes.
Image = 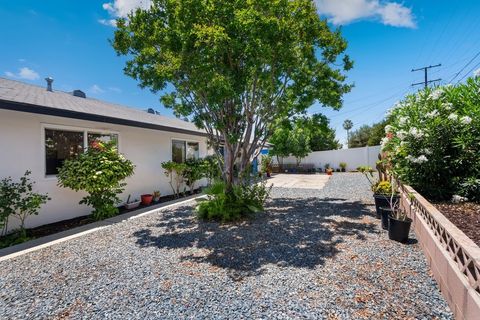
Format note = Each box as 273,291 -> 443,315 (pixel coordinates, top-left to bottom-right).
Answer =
0,77 -> 206,136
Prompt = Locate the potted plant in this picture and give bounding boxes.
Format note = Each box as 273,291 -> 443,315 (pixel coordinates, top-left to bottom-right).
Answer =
324,163 -> 330,173
326,168 -> 333,175
261,155 -> 273,178
141,193 -> 153,205
125,195 -> 140,210
336,168 -> 341,172
388,209 -> 412,243
153,190 -> 161,202
373,180 -> 399,223
358,166 -> 399,219
339,162 -> 347,172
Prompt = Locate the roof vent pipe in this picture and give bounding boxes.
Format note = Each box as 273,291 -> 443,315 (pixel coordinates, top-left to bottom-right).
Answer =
45,77 -> 53,92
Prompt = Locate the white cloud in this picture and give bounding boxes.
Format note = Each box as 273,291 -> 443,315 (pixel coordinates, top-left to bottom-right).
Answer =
89,84 -> 105,94
316,0 -> 416,28
4,67 -> 40,80
101,0 -> 151,24
98,19 -> 117,27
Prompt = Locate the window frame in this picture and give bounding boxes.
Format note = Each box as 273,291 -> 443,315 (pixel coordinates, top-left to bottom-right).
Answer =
170,137 -> 201,163
41,123 -> 120,179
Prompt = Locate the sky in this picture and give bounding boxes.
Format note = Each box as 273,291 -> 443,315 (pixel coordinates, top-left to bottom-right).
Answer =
1,0 -> 480,146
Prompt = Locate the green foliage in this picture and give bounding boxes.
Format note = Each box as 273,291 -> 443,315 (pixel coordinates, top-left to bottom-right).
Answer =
58,141 -> 135,220
348,120 -> 389,147
382,78 -> 480,201
260,154 -> 273,173
112,0 -> 352,194
162,161 -> 186,198
372,180 -> 397,195
339,162 -> 347,169
202,155 -> 223,184
343,119 -> 353,131
197,179 -> 271,222
0,171 -> 49,242
290,126 -> 311,165
183,158 -> 205,194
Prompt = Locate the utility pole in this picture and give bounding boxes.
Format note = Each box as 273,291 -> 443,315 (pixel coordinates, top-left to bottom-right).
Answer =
411,64 -> 442,88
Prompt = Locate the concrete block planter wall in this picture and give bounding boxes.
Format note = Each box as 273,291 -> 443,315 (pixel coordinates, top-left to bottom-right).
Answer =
399,184 -> 480,319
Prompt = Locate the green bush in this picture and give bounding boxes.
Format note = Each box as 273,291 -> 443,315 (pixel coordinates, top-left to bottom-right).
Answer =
260,154 -> 273,174
196,180 -> 271,222
182,158 -> 205,194
161,161 -> 186,198
382,78 -> 480,201
58,141 -> 135,220
0,171 -> 50,241
202,155 -> 223,184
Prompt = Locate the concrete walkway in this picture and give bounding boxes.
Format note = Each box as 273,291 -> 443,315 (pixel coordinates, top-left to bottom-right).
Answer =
266,173 -> 330,189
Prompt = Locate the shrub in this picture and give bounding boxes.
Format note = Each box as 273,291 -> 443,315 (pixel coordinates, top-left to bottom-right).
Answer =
0,171 -> 50,240
162,161 -> 186,198
372,180 -> 397,195
58,141 -> 135,220
196,179 -> 271,222
382,78 -> 480,201
260,155 -> 273,174
182,158 -> 205,194
339,162 -> 347,169
202,155 -> 223,184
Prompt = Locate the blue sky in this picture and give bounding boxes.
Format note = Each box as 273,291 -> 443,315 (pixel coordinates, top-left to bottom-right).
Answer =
1,0 -> 479,146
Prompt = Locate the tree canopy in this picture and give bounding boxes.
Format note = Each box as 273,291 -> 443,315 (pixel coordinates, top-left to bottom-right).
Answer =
348,120 -> 389,148
112,0 -> 352,192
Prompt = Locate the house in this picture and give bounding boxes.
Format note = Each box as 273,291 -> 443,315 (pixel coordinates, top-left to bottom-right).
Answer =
0,77 -> 210,230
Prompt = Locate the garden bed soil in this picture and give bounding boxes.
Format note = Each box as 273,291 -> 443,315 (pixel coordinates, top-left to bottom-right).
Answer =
434,202 -> 480,247
0,189 -> 202,248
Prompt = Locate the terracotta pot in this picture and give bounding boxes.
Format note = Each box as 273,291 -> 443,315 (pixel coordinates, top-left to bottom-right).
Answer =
141,194 -> 153,205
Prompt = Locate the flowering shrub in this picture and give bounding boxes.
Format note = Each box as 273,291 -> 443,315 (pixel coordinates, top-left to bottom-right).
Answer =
382,77 -> 480,201
58,141 -> 135,220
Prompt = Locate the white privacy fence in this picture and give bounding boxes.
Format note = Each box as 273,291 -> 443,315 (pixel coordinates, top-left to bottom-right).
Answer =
272,145 -> 381,171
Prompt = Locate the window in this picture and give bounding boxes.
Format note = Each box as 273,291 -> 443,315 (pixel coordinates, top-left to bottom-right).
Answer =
44,127 -> 119,176
172,140 -> 199,163
172,140 -> 185,163
45,129 -> 84,175
87,133 -> 118,147
187,142 -> 199,160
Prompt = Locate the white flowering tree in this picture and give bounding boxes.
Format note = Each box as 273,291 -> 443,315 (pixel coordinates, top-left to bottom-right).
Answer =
381,77 -> 479,201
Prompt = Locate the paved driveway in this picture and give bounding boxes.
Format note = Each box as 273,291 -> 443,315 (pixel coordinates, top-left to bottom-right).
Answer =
266,173 -> 329,189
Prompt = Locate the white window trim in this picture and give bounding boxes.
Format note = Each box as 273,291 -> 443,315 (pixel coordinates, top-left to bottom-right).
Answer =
41,123 -> 120,180
170,137 -> 201,162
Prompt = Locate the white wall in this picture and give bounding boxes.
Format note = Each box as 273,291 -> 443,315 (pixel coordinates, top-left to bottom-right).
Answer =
273,145 -> 381,171
0,109 -> 209,230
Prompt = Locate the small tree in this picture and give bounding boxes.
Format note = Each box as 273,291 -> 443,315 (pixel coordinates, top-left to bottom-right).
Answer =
202,155 -> 222,185
161,161 -> 186,198
269,123 -> 293,169
290,126 -> 311,166
0,171 -> 50,238
58,141 -> 135,220
182,158 -> 205,194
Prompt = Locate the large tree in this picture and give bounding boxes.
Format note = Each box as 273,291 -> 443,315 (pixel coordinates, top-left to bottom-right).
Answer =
348,120 -> 389,148
112,0 -> 352,193
295,114 -> 340,151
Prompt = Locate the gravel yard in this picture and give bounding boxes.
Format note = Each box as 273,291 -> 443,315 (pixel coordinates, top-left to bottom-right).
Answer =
0,173 -> 452,319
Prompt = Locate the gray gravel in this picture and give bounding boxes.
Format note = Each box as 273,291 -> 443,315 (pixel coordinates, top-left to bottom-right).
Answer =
0,173 -> 452,319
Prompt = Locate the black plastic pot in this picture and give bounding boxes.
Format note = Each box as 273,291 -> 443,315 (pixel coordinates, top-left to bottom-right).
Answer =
379,207 -> 393,230
373,194 -> 399,218
388,216 -> 412,243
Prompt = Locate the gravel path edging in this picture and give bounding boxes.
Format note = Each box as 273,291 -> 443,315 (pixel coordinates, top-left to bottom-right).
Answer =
0,193 -> 206,262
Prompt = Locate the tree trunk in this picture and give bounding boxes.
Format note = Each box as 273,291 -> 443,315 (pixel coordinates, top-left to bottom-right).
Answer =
224,144 -> 235,195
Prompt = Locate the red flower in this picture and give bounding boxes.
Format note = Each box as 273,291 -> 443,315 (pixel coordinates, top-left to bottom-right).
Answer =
386,132 -> 394,139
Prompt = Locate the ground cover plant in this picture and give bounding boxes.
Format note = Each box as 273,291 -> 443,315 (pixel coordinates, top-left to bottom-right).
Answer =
381,77 -> 480,201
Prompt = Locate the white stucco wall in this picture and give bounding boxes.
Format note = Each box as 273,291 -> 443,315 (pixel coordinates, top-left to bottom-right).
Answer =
0,108 -> 209,230
273,145 -> 381,171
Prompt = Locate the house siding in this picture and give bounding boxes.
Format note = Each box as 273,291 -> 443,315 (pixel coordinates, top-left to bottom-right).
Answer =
0,108 -> 209,230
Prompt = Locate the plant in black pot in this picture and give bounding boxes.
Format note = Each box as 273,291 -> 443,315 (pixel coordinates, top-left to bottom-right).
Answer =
358,166 -> 400,219
388,207 -> 412,243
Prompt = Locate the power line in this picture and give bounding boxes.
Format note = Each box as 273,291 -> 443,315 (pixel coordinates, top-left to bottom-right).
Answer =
449,51 -> 480,83
456,60 -> 480,83
411,64 -> 442,88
